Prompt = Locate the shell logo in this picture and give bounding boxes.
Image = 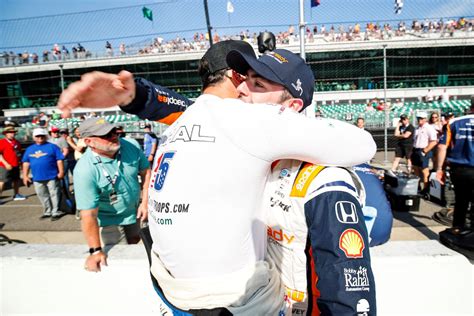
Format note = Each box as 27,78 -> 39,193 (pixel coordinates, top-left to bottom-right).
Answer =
339,229 -> 365,258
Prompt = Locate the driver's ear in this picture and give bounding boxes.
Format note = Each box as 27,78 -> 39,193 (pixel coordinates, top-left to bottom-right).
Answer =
287,98 -> 304,112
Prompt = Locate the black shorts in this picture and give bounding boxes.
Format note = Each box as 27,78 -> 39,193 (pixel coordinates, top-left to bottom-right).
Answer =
395,143 -> 413,159
0,166 -> 20,182
411,149 -> 431,169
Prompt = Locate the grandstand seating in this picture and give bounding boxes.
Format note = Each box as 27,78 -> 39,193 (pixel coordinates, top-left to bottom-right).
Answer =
320,99 -> 471,128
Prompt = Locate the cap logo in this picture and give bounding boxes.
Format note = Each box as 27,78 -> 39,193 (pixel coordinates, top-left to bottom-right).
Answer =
291,79 -> 303,96
266,52 -> 288,64
95,118 -> 106,125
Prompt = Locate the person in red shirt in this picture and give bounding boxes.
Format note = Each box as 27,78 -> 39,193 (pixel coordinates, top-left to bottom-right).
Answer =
0,126 -> 26,203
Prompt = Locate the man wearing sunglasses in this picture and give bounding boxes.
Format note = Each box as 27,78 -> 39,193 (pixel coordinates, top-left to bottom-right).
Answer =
73,117 -> 150,272
22,128 -> 65,220
57,41 -> 376,314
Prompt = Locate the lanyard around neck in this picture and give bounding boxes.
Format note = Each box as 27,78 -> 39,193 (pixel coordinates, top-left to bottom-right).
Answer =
94,152 -> 121,188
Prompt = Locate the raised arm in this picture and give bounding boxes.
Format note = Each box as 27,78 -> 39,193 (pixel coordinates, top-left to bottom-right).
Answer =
57,70 -> 193,123
57,70 -> 137,117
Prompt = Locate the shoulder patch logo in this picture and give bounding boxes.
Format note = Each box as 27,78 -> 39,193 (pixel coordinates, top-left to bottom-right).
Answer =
335,201 -> 359,224
339,229 -> 365,258
290,164 -> 324,197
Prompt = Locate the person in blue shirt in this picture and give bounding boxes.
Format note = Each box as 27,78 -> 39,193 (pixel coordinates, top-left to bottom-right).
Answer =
22,128 -> 65,220
143,124 -> 157,163
436,111 -> 474,235
74,117 -> 150,272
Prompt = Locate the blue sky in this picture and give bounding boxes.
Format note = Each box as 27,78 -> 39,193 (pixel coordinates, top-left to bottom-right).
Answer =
1,0 -> 473,54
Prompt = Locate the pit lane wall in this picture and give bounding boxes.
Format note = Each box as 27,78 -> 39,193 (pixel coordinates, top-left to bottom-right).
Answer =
1,240 -> 473,315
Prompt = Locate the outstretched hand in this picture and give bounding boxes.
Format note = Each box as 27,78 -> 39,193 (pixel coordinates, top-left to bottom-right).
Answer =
57,70 -> 136,118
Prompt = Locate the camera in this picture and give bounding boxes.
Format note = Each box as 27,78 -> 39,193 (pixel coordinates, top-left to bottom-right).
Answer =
257,32 -> 276,54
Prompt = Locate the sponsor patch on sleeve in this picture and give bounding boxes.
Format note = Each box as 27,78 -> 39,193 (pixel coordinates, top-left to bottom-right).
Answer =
339,228 -> 365,258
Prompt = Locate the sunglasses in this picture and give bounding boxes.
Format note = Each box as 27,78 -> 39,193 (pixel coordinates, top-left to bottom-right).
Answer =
226,69 -> 246,86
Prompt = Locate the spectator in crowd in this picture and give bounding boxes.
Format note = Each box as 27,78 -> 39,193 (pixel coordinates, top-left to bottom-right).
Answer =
425,89 -> 435,102
52,44 -> 61,60
66,127 -> 87,162
411,112 -> 438,194
143,124 -> 157,163
391,114 -> 415,174
22,128 -> 65,220
0,126 -> 27,203
2,51 -> 9,66
57,41 -> 376,314
105,41 -> 113,57
60,128 -> 76,186
441,111 -> 455,128
49,127 -> 69,155
61,45 -> 69,60
31,53 -> 39,64
441,88 -> 450,102
49,126 -> 71,188
430,112 -> 443,135
115,125 -> 140,149
42,50 -> 49,63
356,117 -> 365,129
429,112 -> 443,168
315,110 -> 322,117
119,43 -> 126,56
74,117 -> 150,272
38,112 -> 49,127
436,106 -> 474,236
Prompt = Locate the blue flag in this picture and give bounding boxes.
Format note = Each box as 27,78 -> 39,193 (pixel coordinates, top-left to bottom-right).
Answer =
310,0 -> 320,7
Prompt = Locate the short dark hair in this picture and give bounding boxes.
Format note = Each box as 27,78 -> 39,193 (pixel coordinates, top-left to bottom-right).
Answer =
198,58 -> 228,90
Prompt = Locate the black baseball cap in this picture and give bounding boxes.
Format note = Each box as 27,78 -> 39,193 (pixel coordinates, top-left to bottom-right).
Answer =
201,40 -> 256,75
400,114 -> 408,120
226,49 -> 315,110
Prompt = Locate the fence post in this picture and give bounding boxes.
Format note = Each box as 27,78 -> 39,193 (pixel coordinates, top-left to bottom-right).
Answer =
203,0 -> 213,47
298,0 -> 306,60
383,44 -> 389,164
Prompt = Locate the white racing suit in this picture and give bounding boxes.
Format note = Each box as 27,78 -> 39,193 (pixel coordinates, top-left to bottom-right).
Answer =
266,161 -> 376,315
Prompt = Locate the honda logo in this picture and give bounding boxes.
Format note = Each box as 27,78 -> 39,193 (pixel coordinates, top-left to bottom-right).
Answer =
335,201 -> 358,224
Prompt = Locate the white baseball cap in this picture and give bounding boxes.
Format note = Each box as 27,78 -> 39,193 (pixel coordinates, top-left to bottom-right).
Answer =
33,128 -> 48,137
416,112 -> 428,119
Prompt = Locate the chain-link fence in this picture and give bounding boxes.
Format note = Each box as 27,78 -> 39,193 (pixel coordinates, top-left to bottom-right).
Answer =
2,0 -> 474,63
